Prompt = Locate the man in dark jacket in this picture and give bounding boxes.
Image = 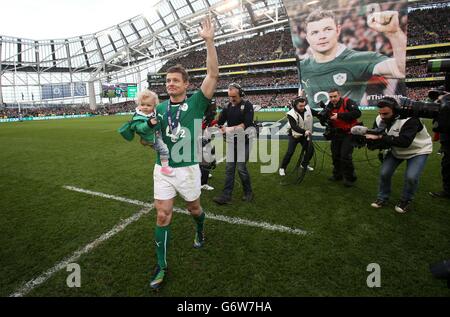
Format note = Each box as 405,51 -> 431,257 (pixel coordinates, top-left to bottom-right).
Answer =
325,88 -> 361,186
213,83 -> 254,205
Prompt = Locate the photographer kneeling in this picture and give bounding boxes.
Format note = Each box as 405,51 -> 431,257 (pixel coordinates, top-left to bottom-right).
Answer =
367,97 -> 433,213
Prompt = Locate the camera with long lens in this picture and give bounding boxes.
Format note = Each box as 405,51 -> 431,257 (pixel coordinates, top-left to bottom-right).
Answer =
351,91 -> 450,149
398,93 -> 450,133
316,101 -> 336,140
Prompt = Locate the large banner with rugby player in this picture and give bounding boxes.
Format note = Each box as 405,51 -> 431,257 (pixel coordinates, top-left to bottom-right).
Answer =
282,0 -> 408,107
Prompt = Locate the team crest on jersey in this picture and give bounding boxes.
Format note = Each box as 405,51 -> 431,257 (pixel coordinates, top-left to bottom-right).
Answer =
180,103 -> 189,111
240,105 -> 245,111
333,73 -> 347,86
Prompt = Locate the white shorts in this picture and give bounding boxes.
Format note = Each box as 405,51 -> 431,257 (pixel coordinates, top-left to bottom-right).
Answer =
153,164 -> 201,202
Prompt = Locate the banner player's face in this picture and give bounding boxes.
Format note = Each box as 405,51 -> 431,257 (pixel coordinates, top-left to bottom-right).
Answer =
306,18 -> 340,54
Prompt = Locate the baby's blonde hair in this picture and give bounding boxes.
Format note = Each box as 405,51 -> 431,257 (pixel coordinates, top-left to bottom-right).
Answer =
136,89 -> 159,106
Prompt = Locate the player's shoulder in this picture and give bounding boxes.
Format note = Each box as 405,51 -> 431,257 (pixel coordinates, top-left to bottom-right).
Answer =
340,48 -> 380,60
156,99 -> 169,112
186,90 -> 209,108
300,57 -> 313,68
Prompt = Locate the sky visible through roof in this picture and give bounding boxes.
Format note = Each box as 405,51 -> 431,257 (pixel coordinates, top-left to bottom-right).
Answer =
0,0 -> 160,40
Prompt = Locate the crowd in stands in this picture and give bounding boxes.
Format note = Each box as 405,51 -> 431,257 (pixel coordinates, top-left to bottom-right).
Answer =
406,63 -> 446,78
0,101 -> 137,119
406,86 -> 440,101
407,6 -> 450,45
192,73 -> 299,90
2,86 -> 439,119
160,29 -> 293,71
214,93 -> 298,109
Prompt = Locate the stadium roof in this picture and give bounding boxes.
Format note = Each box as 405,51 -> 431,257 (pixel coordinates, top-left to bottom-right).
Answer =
0,0 -> 289,80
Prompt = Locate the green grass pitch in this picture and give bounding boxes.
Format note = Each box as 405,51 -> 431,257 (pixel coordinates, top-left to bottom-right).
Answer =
0,112 -> 449,296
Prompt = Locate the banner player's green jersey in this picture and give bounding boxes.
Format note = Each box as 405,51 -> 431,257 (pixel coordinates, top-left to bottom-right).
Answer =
298,47 -> 388,107
155,90 -> 210,168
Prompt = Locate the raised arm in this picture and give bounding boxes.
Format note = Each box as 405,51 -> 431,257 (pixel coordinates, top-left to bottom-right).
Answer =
368,11 -> 406,78
199,16 -> 219,99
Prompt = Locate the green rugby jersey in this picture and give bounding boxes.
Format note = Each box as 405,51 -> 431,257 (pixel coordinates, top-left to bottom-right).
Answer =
298,47 -> 388,106
155,90 -> 210,168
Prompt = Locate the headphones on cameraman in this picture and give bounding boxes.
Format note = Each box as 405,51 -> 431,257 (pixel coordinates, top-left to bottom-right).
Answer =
378,96 -> 401,116
291,96 -> 307,108
229,83 -> 245,97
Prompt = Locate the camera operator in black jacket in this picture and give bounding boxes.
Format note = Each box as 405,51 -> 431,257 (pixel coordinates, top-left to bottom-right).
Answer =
323,89 -> 362,187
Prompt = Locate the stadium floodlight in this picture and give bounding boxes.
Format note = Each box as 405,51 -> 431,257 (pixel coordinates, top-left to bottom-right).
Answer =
216,0 -> 240,14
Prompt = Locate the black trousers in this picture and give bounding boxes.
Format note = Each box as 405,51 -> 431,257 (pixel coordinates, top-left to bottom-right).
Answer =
200,165 -> 210,185
441,144 -> 450,193
330,133 -> 356,181
281,135 -> 314,170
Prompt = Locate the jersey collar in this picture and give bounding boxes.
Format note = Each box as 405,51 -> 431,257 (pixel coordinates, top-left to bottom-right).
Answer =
135,107 -> 153,117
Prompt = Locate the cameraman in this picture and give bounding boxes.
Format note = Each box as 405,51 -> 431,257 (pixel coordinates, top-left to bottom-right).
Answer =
279,96 -> 317,176
367,97 -> 433,213
325,88 -> 361,187
429,92 -> 450,199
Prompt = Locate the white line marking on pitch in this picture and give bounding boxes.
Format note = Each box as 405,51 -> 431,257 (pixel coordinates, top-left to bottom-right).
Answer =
63,185 -> 308,236
63,186 -> 153,207
10,185 -> 307,297
10,207 -> 151,297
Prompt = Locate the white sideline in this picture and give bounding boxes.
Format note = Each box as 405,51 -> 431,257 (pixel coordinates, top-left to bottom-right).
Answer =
62,185 -> 308,236
10,207 -> 151,297
10,185 -> 307,297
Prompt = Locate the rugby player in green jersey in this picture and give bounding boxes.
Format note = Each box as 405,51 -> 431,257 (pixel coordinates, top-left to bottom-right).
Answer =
149,16 -> 218,290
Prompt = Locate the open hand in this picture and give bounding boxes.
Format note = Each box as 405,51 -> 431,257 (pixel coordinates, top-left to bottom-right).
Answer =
199,16 -> 215,41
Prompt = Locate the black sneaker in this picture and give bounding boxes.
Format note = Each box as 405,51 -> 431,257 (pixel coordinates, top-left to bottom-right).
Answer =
328,175 -> 343,182
371,199 -> 388,208
213,195 -> 231,205
395,200 -> 412,213
429,191 -> 450,199
242,192 -> 254,202
343,179 -> 355,187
